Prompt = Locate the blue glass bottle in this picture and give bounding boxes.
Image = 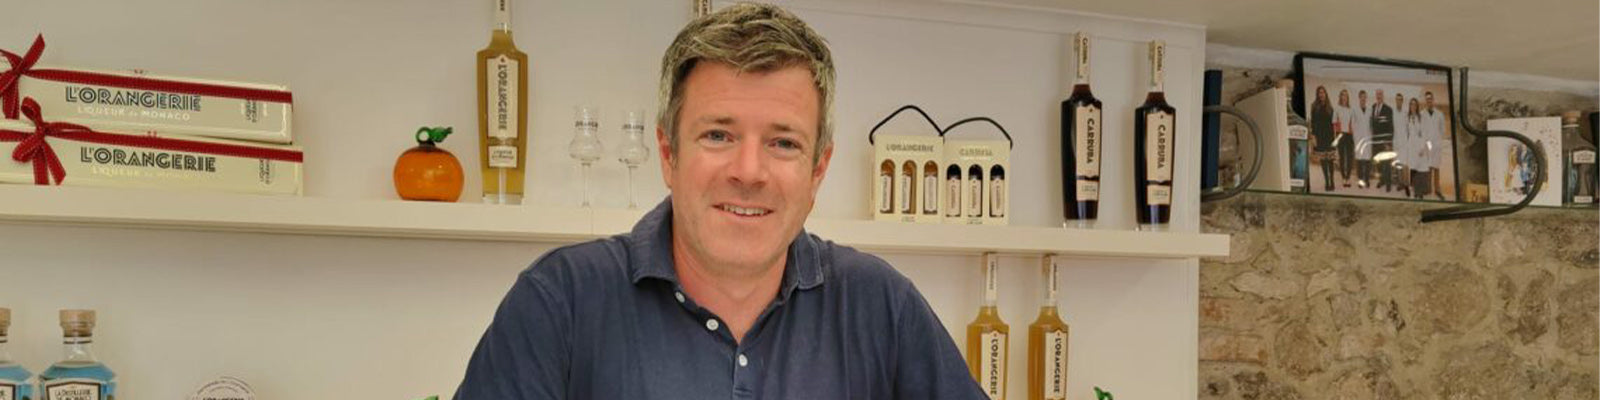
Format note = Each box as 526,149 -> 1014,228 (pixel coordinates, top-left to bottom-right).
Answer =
38,310 -> 114,400
0,308 -> 35,400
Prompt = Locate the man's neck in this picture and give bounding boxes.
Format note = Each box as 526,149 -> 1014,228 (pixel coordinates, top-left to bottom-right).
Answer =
671,233 -> 786,344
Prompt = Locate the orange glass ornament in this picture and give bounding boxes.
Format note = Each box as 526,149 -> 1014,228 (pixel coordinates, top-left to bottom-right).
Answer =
394,127 -> 464,202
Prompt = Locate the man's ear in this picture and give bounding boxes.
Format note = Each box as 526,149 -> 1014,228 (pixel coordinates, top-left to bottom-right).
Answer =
657,126 -> 674,189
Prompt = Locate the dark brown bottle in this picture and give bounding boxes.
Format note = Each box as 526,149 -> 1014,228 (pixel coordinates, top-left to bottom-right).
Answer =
1061,32 -> 1102,229
1134,40 -> 1175,231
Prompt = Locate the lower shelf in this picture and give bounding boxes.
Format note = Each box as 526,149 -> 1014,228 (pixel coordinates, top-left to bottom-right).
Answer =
0,185 -> 1229,259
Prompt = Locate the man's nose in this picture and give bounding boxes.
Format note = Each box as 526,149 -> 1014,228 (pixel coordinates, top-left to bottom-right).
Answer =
728,138 -> 768,188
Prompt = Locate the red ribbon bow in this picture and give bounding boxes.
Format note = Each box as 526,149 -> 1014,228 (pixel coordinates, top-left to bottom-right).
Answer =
1,34 -> 293,121
1,98 -> 83,184
0,35 -> 45,120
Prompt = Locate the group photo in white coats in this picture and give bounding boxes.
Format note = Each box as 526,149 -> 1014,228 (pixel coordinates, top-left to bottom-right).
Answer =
1298,56 -> 1460,201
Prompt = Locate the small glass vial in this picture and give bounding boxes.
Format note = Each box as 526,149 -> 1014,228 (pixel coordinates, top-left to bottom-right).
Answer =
922,161 -> 939,215
1562,111 -> 1596,205
899,160 -> 916,214
878,160 -> 895,215
945,165 -> 963,218
0,308 -> 35,400
39,310 -> 114,400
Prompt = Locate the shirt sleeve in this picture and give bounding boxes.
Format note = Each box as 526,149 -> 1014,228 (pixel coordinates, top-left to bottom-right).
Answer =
454,265 -> 573,400
892,289 -> 987,400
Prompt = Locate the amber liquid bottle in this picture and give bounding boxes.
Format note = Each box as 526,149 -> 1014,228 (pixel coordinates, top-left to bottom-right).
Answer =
1027,255 -> 1069,400
477,0 -> 530,205
967,252 -> 1009,400
923,161 -> 940,215
879,160 -> 895,214
1061,32 -> 1103,229
1134,40 -> 1175,231
901,160 -> 917,214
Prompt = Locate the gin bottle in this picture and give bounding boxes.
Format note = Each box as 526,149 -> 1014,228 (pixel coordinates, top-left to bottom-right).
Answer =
0,309 -> 34,400
38,310 -> 114,400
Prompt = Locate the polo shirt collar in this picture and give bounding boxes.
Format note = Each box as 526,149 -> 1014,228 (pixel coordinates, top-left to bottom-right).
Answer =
627,197 -> 825,298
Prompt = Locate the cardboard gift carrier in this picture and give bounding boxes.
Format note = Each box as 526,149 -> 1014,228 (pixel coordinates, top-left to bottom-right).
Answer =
869,105 -> 945,223
941,116 -> 1012,226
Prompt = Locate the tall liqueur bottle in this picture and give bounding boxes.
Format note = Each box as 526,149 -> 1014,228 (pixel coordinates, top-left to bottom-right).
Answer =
0,309 -> 34,400
1027,256 -> 1069,400
1133,40 -> 1176,231
967,253 -> 1009,400
1060,32 -> 1103,229
39,310 -> 114,400
1282,79 -> 1311,193
477,0 -> 530,205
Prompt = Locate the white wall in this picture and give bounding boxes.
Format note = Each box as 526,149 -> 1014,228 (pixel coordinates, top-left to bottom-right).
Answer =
0,0 -> 1205,398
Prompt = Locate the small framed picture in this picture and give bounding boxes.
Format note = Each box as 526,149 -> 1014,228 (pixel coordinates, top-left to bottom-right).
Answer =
1294,53 -> 1460,201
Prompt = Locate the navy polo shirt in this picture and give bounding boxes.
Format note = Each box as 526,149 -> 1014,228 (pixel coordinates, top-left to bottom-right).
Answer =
454,199 -> 985,399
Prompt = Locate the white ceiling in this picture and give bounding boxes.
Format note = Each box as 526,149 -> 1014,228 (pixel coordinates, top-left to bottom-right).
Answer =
941,0 -> 1599,82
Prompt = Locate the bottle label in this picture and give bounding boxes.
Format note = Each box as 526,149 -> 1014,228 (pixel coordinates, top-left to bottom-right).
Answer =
1073,33 -> 1090,83
898,173 -> 913,213
1287,124 -> 1309,141
486,55 -> 520,140
923,174 -> 939,214
878,174 -> 892,214
1043,330 -> 1068,399
967,176 -> 983,217
1146,110 -> 1175,206
43,379 -> 100,400
1076,181 -> 1099,201
980,331 -> 1007,399
488,145 -> 518,168
1578,196 -> 1595,203
946,178 -> 962,217
1575,150 -> 1596,164
990,177 -> 1006,217
1074,105 -> 1102,193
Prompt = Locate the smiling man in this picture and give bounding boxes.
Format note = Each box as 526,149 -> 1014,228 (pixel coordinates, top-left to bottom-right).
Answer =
453,3 -> 983,399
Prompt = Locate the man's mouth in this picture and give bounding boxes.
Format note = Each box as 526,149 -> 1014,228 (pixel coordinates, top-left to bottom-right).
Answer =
717,204 -> 772,217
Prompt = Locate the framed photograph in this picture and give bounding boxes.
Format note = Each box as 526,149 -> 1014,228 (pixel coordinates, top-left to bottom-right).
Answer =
1294,53 -> 1460,201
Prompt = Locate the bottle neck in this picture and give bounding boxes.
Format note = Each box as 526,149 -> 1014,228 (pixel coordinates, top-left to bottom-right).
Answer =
493,0 -> 512,32
1041,257 -> 1059,306
1147,42 -> 1165,93
1071,34 -> 1090,86
62,335 -> 96,363
0,334 -> 12,363
982,255 -> 999,307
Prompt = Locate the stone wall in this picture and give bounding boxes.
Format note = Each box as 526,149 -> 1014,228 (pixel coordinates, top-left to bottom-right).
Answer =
1199,193 -> 1598,399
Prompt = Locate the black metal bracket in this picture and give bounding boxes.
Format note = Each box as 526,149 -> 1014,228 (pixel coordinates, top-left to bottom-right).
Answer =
1419,67 -> 1545,223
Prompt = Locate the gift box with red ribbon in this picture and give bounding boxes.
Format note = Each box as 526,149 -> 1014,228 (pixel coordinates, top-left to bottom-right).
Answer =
0,97 -> 303,195
1,35 -> 294,144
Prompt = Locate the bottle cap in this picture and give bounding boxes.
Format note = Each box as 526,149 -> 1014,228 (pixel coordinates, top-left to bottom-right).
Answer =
60,309 -> 96,335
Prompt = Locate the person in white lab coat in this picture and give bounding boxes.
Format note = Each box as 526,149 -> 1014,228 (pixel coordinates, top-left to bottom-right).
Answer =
1353,90 -> 1373,188
1422,91 -> 1448,200
1335,89 -> 1355,187
1393,92 -> 1411,197
1406,98 -> 1428,199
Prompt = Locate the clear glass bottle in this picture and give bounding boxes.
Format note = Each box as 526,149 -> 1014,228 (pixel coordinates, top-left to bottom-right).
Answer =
0,309 -> 35,400
1282,80 -> 1312,194
617,110 -> 651,209
900,160 -> 916,214
1061,32 -> 1103,229
879,160 -> 896,214
568,106 -> 604,208
39,310 -> 114,400
966,253 -> 1009,400
1027,256 -> 1069,400
1562,111 -> 1597,205
477,0 -> 530,205
1134,40 -> 1176,231
922,161 -> 939,215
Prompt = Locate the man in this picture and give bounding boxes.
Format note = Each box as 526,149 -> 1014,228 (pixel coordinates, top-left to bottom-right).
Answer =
1423,91 -> 1448,200
1393,92 -> 1411,197
453,4 -> 985,399
1370,89 -> 1395,192
1353,90 -> 1373,188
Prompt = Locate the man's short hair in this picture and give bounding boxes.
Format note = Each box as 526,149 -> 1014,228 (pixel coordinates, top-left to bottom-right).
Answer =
656,2 -> 836,163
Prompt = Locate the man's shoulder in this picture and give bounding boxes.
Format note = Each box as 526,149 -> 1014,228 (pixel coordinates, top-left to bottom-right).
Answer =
517,236 -> 634,287
809,234 -> 918,294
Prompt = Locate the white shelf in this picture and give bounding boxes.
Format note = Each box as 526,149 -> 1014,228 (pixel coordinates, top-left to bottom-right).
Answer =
0,185 -> 1227,259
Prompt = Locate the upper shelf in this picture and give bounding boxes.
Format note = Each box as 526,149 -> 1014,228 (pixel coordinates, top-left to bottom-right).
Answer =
0,185 -> 1230,259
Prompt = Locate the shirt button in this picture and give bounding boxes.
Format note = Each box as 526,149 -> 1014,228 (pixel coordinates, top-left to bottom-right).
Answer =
738,354 -> 749,367
674,291 -> 685,303
705,318 -> 720,331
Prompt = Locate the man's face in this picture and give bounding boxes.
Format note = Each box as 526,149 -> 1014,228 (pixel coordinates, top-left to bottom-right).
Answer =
1376,90 -> 1386,105
1359,92 -> 1368,108
658,61 -> 832,270
1425,93 -> 1435,110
